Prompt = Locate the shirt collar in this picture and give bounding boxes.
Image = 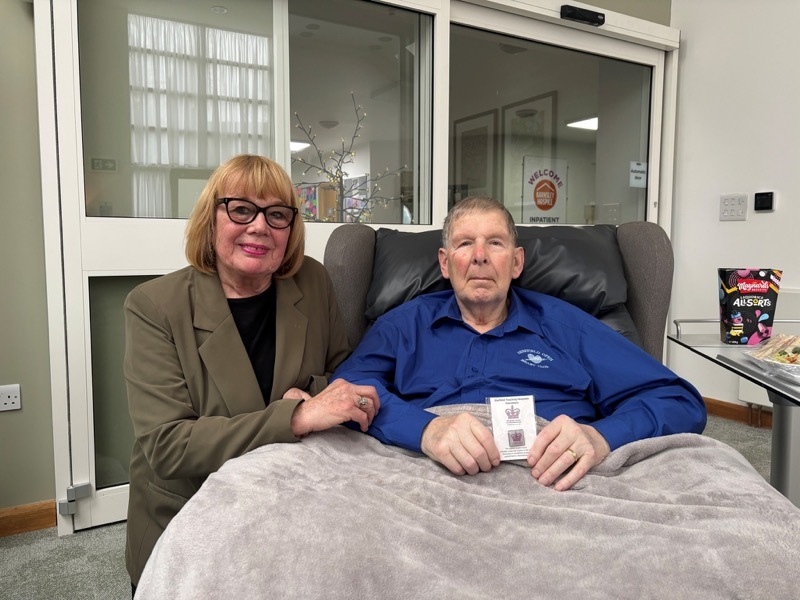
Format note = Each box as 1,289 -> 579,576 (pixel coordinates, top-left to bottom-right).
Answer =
432,287 -> 542,336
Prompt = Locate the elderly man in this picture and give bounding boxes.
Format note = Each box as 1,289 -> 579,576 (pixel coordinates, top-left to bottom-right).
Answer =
333,197 -> 706,490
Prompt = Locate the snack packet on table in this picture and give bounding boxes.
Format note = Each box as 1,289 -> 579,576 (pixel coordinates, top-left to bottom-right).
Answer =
743,333 -> 800,384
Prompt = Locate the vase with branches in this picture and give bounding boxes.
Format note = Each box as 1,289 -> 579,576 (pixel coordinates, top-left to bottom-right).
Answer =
291,93 -> 406,222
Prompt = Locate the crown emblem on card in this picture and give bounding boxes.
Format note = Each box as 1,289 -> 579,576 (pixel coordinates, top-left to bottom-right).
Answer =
505,406 -> 520,418
510,431 -> 523,442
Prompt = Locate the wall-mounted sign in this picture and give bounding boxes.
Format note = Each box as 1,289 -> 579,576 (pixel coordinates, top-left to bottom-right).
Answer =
522,156 -> 568,223
630,161 -> 647,188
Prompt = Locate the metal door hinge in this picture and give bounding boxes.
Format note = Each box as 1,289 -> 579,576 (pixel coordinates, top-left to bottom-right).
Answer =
57,482 -> 92,515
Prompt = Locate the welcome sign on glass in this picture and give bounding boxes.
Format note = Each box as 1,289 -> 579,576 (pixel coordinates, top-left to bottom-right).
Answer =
522,156 -> 569,224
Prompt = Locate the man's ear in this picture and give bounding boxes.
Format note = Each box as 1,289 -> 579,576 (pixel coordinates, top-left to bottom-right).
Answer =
512,246 -> 524,279
438,247 -> 450,280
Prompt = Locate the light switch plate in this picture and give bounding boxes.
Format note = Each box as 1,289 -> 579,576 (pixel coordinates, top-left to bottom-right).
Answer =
719,194 -> 747,221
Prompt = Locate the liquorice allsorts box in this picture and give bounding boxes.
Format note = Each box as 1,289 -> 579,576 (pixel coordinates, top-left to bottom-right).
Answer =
718,268 -> 782,345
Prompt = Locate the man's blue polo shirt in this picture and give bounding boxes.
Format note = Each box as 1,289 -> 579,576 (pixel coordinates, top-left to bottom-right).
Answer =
333,287 -> 706,452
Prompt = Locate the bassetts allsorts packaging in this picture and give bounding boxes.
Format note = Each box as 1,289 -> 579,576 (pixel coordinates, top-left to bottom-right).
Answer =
718,268 -> 782,345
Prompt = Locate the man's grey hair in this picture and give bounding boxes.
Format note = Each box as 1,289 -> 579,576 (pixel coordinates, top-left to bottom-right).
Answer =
441,196 -> 518,248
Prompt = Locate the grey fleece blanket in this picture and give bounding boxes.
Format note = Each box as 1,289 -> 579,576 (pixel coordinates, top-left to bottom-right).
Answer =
136,405 -> 800,599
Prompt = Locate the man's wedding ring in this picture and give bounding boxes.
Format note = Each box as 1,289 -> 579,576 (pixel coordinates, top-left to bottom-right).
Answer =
565,448 -> 578,462
357,397 -> 369,408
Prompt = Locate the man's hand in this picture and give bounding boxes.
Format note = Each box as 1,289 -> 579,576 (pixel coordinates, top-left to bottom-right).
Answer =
527,415 -> 610,491
290,379 -> 380,437
420,413 -> 501,475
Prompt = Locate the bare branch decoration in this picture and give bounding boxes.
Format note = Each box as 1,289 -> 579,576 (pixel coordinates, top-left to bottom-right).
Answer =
292,93 -> 406,222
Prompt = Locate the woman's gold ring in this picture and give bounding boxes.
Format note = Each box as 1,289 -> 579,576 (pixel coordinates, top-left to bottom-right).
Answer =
565,448 -> 578,462
357,397 -> 369,408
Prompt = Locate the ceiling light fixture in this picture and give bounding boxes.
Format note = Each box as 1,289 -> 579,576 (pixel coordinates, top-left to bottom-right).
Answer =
318,120 -> 339,129
567,117 -> 598,130
210,6 -> 228,14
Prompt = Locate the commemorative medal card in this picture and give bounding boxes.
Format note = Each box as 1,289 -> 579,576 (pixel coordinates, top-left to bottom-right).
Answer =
487,395 -> 536,461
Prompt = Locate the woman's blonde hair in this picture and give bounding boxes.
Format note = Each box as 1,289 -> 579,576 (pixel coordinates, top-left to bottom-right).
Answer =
185,154 -> 305,278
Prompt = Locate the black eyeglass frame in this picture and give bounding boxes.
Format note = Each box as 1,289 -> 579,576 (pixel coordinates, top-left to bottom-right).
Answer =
217,197 -> 298,229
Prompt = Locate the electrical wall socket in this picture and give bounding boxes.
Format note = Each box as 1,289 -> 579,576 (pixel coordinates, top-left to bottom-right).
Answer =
0,384 -> 21,411
720,194 -> 747,221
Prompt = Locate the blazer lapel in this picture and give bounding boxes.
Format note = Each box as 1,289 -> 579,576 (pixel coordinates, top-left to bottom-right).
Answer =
272,276 -> 308,399
192,271 -> 264,415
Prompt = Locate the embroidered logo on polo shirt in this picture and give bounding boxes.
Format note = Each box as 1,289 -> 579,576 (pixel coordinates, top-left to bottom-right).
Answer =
518,349 -> 553,368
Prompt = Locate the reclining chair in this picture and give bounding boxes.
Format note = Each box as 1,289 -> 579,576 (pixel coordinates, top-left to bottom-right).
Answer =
324,222 -> 674,361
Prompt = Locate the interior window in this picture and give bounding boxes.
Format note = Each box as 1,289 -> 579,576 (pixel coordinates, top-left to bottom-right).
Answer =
288,0 -> 433,224
127,14 -> 271,217
79,0 -> 274,218
448,24 -> 652,226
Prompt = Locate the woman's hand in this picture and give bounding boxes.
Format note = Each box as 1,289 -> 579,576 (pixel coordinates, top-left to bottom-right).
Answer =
290,379 -> 380,437
283,387 -> 312,401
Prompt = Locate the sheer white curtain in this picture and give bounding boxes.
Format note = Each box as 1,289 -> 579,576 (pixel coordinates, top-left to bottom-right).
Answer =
128,14 -> 269,217
206,28 -> 271,166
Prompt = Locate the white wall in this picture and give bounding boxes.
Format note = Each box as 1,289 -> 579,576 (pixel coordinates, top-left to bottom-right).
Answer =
668,0 -> 800,404
0,0 -> 55,508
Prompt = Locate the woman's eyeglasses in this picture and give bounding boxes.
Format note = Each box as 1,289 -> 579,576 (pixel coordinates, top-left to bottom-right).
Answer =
218,198 -> 298,229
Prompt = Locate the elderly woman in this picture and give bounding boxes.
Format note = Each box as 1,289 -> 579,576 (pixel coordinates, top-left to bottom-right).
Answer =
124,154 -> 378,590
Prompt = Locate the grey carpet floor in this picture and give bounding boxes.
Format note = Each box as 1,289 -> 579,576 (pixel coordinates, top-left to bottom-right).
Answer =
0,415 -> 773,600
0,520 -> 129,600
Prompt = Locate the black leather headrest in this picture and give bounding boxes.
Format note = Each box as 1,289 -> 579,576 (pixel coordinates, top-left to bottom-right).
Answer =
366,225 -> 628,321
366,229 -> 448,322
365,225 -> 642,347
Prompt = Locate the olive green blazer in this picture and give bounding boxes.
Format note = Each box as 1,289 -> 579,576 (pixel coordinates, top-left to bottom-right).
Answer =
124,257 -> 350,585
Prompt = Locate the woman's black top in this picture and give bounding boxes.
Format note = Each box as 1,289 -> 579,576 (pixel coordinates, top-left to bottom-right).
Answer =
227,284 -> 277,404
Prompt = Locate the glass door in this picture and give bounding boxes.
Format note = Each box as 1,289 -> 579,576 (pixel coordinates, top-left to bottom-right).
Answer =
448,2 -> 667,228
39,0 -> 278,532
450,25 -> 651,225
